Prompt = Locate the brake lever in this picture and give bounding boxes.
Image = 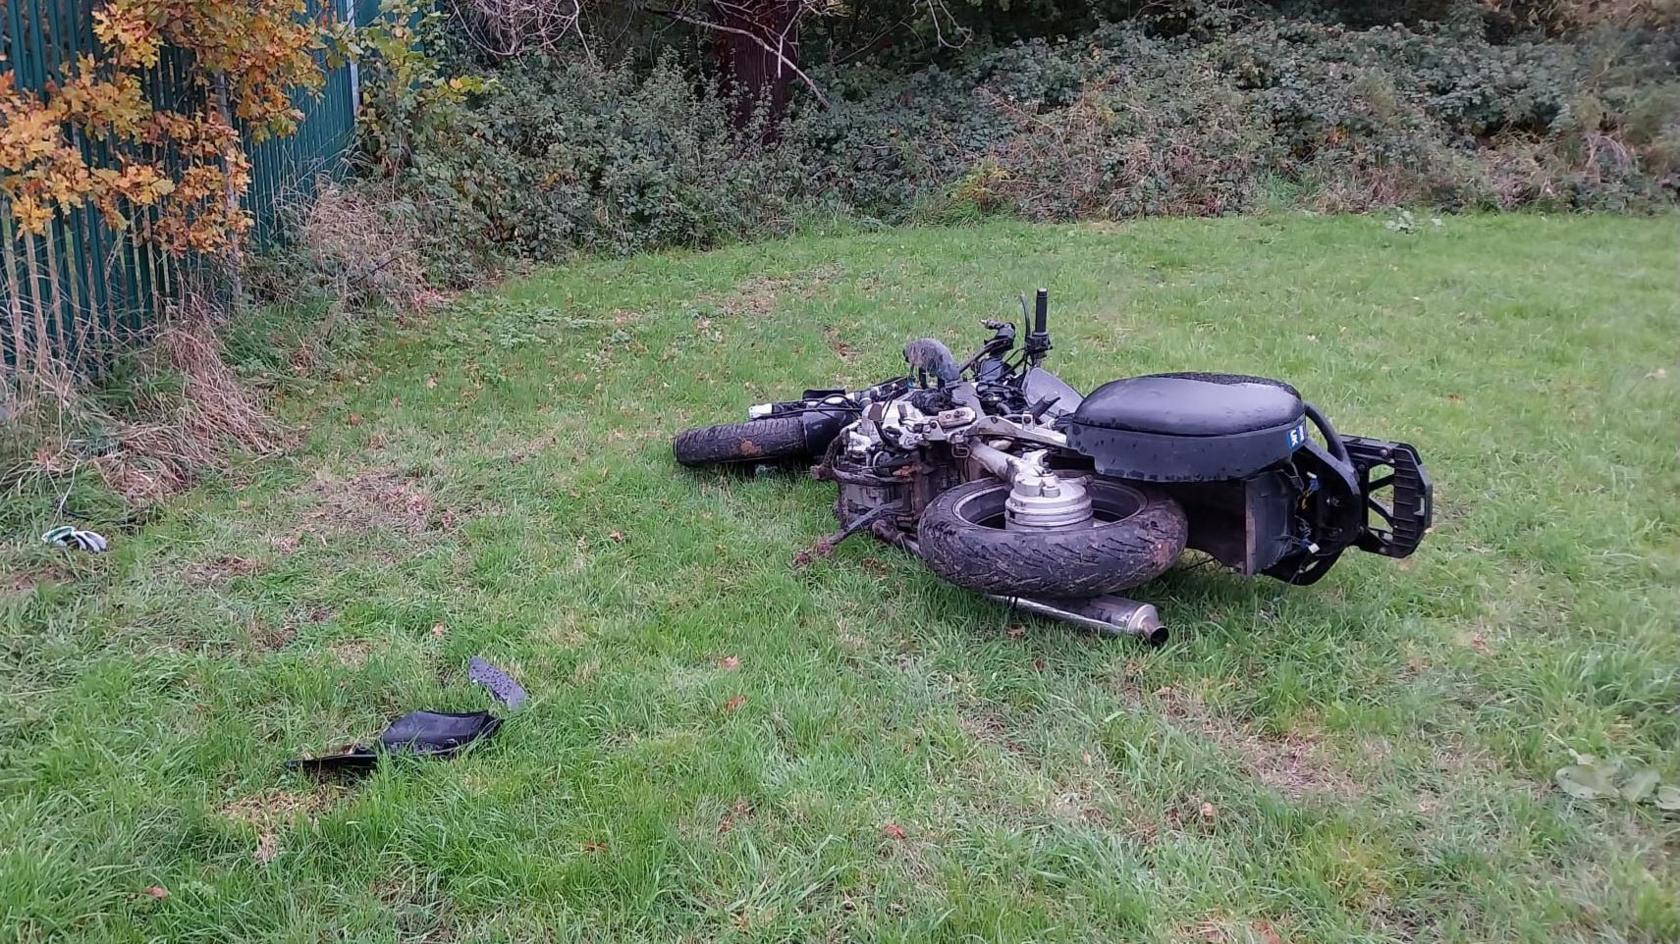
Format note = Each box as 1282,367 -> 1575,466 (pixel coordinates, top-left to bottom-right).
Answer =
1027,395 -> 1061,421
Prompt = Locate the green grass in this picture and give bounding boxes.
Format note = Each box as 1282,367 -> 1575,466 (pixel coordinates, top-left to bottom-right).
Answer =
4,213 -> 1679,943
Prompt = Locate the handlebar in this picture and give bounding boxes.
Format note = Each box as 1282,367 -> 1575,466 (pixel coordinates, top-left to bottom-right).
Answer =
1025,288 -> 1052,367
907,289 -> 1054,387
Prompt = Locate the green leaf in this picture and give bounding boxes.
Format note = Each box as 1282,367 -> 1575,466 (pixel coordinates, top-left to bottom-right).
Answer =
1656,786 -> 1680,812
1556,763 -> 1617,801
1620,769 -> 1660,803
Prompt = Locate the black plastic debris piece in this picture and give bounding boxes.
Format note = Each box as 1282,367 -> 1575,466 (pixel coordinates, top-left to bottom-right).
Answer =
286,710 -> 501,778
467,656 -> 527,710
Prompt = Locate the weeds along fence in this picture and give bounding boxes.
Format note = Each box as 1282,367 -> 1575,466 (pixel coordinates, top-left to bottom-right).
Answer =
1,0 -> 377,375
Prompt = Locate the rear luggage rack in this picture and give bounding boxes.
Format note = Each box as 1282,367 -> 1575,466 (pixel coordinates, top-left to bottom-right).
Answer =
1343,437 -> 1432,558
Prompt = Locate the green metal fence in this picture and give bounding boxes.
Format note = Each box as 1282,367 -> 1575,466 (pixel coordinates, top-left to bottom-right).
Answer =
1,0 -> 372,371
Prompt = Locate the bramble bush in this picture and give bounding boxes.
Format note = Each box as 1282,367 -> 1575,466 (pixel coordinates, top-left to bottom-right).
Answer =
793,16 -> 1679,222
452,57 -> 809,261
347,9 -> 810,284
352,7 -> 1678,277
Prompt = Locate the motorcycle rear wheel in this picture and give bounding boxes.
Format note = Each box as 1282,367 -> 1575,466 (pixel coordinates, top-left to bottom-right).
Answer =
916,479 -> 1187,597
673,417 -> 813,467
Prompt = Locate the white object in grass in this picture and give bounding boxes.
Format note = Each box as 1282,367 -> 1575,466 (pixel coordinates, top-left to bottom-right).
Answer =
42,525 -> 109,553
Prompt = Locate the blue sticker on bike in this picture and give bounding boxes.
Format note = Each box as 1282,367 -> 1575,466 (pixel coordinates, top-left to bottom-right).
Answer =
1287,422 -> 1307,449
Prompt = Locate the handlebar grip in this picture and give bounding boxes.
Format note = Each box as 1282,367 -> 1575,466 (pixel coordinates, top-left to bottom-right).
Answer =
1034,289 -> 1049,334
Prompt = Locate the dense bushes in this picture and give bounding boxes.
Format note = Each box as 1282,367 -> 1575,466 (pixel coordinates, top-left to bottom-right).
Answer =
355,10 -> 1678,277
460,60 -> 809,259
797,17 -> 1679,221
353,52 -> 810,285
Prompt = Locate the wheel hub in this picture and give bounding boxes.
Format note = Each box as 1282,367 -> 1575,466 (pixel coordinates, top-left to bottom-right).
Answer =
1005,472 -> 1093,531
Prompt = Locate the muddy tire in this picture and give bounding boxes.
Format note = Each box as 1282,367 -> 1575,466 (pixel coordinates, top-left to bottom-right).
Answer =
673,417 -> 813,467
916,478 -> 1188,597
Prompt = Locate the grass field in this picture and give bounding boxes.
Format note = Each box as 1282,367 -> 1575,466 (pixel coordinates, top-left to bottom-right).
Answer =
3,214 -> 1678,943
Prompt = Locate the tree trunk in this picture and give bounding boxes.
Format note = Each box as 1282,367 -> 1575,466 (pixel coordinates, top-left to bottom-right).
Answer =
711,0 -> 800,128
213,73 -> 245,310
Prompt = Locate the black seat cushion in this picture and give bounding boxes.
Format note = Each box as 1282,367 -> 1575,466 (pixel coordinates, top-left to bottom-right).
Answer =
1072,372 -> 1303,437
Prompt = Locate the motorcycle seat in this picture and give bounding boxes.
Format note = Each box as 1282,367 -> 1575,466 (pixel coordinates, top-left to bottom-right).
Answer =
1074,373 -> 1303,435
1066,372 -> 1308,482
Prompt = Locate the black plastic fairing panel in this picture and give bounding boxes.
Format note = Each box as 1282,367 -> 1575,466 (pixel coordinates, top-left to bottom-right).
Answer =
1166,471 -> 1299,575
1021,367 -> 1083,417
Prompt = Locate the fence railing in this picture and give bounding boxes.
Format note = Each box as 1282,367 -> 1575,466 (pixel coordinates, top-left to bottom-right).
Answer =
1,0 -> 372,372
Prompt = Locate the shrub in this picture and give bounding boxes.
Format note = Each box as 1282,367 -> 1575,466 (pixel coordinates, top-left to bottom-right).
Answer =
356,35 -> 814,278
789,16 -> 1678,221
462,57 -> 810,258
365,10 -> 1677,277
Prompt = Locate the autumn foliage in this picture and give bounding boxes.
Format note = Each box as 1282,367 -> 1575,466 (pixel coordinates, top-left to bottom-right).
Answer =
0,0 -> 340,253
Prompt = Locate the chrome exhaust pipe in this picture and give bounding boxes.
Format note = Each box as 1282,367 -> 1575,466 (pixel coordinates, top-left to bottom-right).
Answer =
985,593 -> 1168,645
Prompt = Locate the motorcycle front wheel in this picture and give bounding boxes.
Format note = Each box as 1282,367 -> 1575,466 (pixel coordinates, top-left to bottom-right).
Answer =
672,417 -> 815,467
916,479 -> 1188,598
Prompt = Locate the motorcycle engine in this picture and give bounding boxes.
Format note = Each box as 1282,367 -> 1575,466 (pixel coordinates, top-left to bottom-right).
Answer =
827,394 -> 959,531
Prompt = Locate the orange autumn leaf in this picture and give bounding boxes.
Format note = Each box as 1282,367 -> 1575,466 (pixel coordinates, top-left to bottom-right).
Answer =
4,0 -> 334,248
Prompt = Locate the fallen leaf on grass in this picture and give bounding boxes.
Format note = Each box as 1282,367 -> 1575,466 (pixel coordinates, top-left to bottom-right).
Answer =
881,822 -> 906,840
1199,802 -> 1217,822
723,694 -> 747,712
608,530 -> 625,543
1554,751 -> 1680,810
1556,755 -> 1619,801
582,840 -> 607,854
430,622 -> 446,639
1657,786 -> 1680,811
144,885 -> 170,900
792,537 -> 837,567
1621,769 -> 1660,803
719,656 -> 740,670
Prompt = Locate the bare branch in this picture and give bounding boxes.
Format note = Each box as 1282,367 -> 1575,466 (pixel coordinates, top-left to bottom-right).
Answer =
448,0 -> 590,58
649,6 -> 832,109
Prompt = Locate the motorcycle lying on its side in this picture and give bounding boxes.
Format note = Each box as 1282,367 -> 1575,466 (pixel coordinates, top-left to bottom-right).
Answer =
672,291 -> 1431,643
